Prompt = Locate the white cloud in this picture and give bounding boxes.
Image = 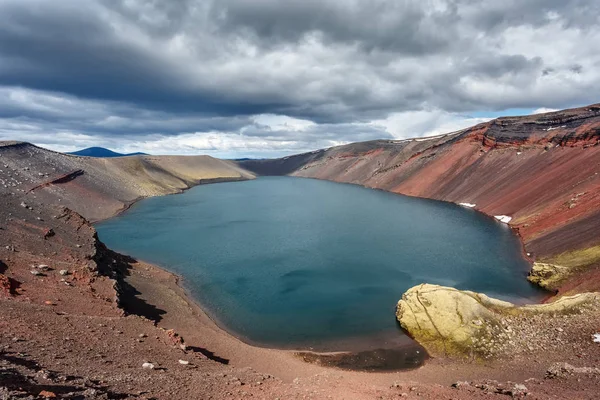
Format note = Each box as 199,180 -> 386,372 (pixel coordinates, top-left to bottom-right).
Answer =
16,130 -> 338,159
250,114 -> 316,132
531,108 -> 559,115
372,110 -> 492,140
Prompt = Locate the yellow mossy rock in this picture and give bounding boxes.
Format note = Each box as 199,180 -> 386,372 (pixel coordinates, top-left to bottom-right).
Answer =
529,246 -> 600,291
396,284 -> 599,359
528,262 -> 569,291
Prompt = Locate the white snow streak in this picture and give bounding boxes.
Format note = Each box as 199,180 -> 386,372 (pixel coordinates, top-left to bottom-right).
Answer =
495,215 -> 512,224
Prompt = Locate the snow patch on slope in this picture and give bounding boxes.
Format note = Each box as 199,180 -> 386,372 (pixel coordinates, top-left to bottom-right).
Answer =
546,125 -> 566,131
495,215 -> 512,224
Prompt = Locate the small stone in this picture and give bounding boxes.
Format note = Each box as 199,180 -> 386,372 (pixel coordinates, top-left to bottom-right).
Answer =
39,390 -> 57,398
37,264 -> 50,271
59,269 -> 69,276
556,327 -> 563,332
142,362 -> 155,370
178,359 -> 190,365
452,381 -> 470,388
510,383 -> 528,397
31,270 -> 42,276
139,333 -> 147,338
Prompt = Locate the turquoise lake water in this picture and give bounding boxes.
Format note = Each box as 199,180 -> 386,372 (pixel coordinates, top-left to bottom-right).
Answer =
96,176 -> 543,351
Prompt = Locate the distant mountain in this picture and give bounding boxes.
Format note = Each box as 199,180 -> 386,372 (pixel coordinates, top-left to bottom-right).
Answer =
68,147 -> 148,158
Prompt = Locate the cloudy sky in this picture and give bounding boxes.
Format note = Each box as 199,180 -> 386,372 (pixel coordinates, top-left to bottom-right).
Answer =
1,0 -> 599,158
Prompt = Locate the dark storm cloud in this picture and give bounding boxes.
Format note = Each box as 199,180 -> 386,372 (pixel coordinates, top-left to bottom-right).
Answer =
209,0 -> 454,55
0,87 -> 253,136
0,1 -> 289,116
1,0 -> 599,155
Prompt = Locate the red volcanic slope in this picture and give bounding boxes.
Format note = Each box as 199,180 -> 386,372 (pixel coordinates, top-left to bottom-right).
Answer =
240,104 -> 600,293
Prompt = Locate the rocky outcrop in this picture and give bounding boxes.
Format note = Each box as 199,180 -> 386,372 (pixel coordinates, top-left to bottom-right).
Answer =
527,262 -> 569,291
239,103 -> 600,294
529,246 -> 600,293
396,284 -> 600,359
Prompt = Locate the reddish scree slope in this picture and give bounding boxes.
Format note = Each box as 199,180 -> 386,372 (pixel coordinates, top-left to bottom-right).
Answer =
240,104 -> 600,294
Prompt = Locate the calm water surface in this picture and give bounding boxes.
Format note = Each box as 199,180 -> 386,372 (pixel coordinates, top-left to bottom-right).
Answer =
96,177 -> 542,352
